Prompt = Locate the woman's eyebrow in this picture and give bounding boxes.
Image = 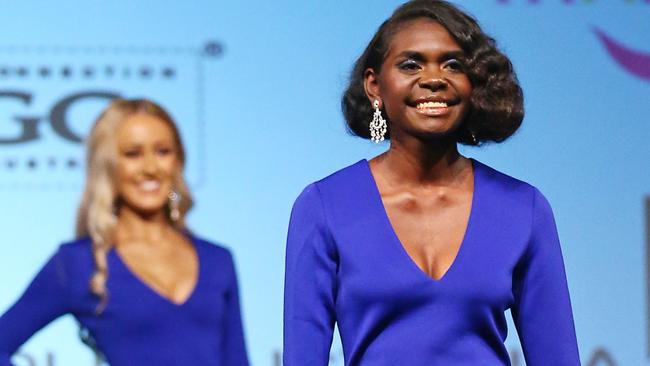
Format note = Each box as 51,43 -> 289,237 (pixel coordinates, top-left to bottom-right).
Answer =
439,50 -> 465,60
395,50 -> 427,61
395,49 -> 465,61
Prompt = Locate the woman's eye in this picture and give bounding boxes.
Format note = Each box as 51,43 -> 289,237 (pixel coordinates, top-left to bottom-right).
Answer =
123,150 -> 140,158
444,59 -> 465,72
156,147 -> 173,156
398,60 -> 421,72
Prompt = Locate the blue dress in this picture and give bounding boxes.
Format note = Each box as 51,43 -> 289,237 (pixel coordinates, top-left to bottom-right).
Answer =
0,235 -> 249,366
283,159 -> 580,365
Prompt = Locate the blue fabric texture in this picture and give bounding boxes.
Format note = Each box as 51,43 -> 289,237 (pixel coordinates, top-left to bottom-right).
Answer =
283,159 -> 580,366
0,235 -> 249,366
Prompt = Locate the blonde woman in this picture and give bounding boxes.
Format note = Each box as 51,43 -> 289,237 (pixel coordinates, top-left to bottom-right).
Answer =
0,99 -> 249,366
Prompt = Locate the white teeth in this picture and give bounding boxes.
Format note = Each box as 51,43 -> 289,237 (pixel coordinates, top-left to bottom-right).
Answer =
417,101 -> 448,109
140,180 -> 160,191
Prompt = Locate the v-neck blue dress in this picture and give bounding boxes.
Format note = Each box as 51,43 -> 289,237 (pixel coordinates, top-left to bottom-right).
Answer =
0,235 -> 249,366
283,159 -> 580,365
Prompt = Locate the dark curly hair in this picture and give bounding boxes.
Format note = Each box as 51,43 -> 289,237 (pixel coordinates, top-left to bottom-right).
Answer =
342,0 -> 524,145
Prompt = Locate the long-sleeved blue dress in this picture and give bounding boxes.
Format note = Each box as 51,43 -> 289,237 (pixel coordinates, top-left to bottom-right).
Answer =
0,235 -> 249,366
283,159 -> 580,365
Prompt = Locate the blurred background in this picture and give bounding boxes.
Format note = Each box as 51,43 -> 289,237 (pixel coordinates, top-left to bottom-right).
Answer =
0,0 -> 648,365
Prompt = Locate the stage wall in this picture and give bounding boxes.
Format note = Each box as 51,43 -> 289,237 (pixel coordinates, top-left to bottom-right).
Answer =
1,1 -> 649,365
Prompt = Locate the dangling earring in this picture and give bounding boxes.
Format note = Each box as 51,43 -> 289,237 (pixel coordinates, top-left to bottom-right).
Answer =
168,190 -> 181,222
370,100 -> 387,143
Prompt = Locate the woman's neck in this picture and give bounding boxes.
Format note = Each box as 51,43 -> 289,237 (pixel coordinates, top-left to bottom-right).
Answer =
116,207 -> 173,245
376,134 -> 469,187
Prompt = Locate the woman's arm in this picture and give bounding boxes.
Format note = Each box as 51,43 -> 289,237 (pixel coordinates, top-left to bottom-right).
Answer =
0,248 -> 72,366
221,251 -> 249,366
512,188 -> 581,365
283,184 -> 338,366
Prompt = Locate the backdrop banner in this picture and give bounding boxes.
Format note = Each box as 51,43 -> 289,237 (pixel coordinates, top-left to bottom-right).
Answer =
1,1 -> 648,365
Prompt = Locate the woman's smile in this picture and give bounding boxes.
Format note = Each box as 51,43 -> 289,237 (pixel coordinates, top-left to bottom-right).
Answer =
138,179 -> 162,193
411,95 -> 461,117
414,102 -> 450,116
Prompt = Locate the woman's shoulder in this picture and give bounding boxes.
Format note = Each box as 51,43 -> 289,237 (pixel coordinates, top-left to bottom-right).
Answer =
315,159 -> 368,187
474,159 -> 535,191
189,234 -> 239,283
473,159 -> 549,210
295,159 -> 368,201
189,234 -> 234,263
57,236 -> 94,261
41,237 -> 95,289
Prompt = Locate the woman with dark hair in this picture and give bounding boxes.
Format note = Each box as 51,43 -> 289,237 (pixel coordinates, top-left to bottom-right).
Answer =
0,99 -> 249,366
284,1 -> 579,365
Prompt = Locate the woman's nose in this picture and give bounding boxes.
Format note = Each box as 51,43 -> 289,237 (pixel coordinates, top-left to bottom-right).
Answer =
418,68 -> 448,91
142,153 -> 158,174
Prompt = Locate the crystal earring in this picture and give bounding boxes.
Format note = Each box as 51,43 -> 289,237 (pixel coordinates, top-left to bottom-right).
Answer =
470,131 -> 479,145
168,190 -> 181,222
370,100 -> 387,143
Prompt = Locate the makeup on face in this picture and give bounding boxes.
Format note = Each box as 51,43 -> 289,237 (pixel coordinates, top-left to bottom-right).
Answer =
115,113 -> 180,217
369,19 -> 472,140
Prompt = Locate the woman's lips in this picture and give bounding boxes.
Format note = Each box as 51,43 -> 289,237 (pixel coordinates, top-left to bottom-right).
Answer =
414,101 -> 450,116
139,180 -> 161,192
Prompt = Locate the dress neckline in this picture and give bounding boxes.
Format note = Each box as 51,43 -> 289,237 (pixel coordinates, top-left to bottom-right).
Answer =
359,158 -> 480,283
111,233 -> 203,308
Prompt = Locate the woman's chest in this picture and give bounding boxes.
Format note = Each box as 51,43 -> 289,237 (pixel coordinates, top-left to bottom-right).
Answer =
383,191 -> 473,281
332,211 -> 529,313
76,262 -> 229,338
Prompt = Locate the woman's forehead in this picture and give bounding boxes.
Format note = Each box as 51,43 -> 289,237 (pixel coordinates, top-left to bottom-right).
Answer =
384,19 -> 461,58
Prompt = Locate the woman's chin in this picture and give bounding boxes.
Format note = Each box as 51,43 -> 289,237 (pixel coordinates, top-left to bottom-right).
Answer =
120,203 -> 168,220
